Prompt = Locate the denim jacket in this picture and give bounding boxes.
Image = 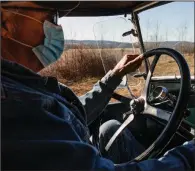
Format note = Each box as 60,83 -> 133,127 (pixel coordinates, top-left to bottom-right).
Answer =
1,59 -> 195,171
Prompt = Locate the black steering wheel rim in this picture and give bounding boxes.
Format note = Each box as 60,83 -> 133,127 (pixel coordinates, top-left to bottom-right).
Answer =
134,48 -> 191,161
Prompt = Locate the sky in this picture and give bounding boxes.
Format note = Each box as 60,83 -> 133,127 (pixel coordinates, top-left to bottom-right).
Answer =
58,2 -> 194,43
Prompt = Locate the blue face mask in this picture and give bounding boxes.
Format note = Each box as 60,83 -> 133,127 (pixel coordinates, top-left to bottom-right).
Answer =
32,20 -> 64,67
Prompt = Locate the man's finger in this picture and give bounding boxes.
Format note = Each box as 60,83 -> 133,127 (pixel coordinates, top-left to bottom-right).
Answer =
135,54 -> 144,61
126,54 -> 143,65
125,56 -> 141,67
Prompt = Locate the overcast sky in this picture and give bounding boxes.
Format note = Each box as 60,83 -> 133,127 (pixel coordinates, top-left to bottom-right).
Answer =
59,2 -> 194,43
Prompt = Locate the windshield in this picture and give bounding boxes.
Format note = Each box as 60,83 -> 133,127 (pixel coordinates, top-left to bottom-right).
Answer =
139,2 -> 194,77
40,2 -> 194,98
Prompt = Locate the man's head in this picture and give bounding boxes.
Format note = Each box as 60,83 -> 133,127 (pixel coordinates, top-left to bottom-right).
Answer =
1,2 -> 58,72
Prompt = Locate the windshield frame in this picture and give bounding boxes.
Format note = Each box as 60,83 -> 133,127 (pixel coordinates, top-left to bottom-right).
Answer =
130,11 -> 149,77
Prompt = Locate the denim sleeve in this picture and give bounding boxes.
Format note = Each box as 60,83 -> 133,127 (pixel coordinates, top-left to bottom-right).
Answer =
115,140 -> 195,171
79,70 -> 122,125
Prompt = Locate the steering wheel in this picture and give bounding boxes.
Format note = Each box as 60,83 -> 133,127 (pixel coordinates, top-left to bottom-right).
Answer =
106,48 -> 191,161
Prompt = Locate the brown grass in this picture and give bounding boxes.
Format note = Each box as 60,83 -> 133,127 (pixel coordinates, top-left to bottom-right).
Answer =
39,46 -> 194,97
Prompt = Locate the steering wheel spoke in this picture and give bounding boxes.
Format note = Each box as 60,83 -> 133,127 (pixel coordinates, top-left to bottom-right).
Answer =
143,103 -> 171,121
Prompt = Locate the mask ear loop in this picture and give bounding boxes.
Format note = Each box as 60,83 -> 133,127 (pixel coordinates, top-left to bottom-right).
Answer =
2,8 -> 43,24
8,37 -> 33,48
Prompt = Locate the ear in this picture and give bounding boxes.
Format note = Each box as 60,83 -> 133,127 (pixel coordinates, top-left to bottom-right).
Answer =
1,27 -> 12,39
1,8 -> 14,39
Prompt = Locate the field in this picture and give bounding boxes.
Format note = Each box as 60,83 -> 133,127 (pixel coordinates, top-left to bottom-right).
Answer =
39,47 -> 194,97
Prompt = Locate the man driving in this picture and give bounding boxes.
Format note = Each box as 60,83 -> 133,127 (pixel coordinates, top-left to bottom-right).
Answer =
1,2 -> 195,171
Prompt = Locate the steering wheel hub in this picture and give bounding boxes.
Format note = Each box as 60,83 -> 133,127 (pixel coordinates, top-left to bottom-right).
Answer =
130,98 -> 145,115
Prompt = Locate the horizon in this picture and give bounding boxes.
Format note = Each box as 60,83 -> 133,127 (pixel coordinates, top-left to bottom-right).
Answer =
65,39 -> 194,43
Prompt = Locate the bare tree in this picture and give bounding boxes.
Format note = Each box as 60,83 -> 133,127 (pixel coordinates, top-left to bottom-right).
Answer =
176,21 -> 188,54
165,28 -> 168,42
146,19 -> 150,42
146,20 -> 161,49
154,21 -> 160,48
145,19 -> 151,50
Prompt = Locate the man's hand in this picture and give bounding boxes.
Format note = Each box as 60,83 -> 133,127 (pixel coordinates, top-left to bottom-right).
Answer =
112,54 -> 143,78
